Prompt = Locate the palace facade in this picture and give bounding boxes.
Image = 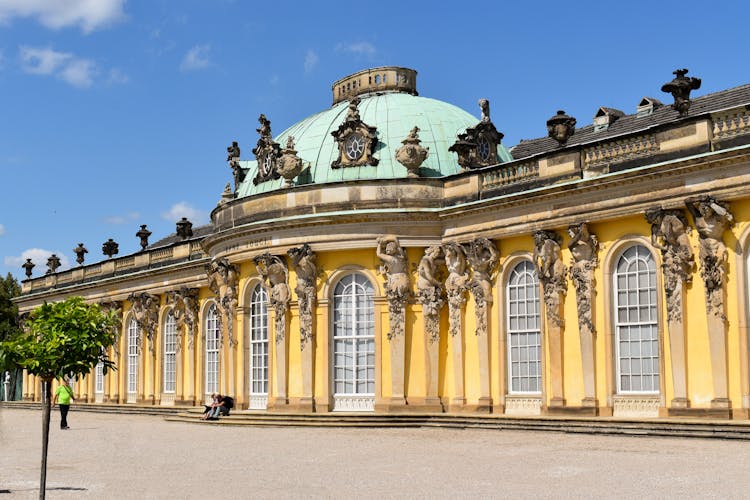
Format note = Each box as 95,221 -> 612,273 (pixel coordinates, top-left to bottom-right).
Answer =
15,66 -> 750,418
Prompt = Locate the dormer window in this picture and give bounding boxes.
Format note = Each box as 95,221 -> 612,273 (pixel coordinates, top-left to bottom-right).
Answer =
636,97 -> 663,117
593,107 -> 624,132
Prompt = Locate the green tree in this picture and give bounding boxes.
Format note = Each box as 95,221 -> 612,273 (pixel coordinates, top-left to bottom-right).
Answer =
0,272 -> 21,342
0,296 -> 117,500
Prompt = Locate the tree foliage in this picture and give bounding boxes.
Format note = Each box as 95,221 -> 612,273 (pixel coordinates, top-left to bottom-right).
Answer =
0,272 -> 21,343
0,296 -> 118,380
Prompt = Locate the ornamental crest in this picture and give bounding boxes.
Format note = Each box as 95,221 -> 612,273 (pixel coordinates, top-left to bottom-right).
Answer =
331,97 -> 379,168
449,99 -> 504,169
252,114 -> 282,185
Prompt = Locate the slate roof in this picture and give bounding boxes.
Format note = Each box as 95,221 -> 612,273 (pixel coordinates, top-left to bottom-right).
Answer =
148,223 -> 214,249
510,83 -> 750,160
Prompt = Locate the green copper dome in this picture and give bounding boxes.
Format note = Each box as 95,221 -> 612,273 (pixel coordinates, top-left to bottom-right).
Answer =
236,70 -> 512,197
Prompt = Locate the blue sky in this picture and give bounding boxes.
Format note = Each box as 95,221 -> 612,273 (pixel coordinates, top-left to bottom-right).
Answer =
1,0 -> 749,281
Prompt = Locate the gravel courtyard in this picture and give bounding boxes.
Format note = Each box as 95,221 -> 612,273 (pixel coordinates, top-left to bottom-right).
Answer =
1,408 -> 749,499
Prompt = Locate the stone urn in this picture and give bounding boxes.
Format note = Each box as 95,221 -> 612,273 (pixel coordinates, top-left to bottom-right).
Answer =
277,136 -> 304,187
395,126 -> 429,178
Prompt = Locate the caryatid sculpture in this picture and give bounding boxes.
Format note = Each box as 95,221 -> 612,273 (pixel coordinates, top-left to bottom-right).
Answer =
99,300 -> 123,357
206,257 -> 239,346
376,236 -> 411,340
127,292 -> 160,353
288,244 -> 318,348
685,196 -> 734,319
645,208 -> 694,322
168,287 -> 200,351
533,230 -> 567,328
253,253 -> 291,344
567,223 -> 599,335
465,238 -> 499,337
416,246 -> 446,344
443,242 -> 469,338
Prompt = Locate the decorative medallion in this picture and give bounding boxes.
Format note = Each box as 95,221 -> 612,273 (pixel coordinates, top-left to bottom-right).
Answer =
331,97 -> 379,168
251,114 -> 282,185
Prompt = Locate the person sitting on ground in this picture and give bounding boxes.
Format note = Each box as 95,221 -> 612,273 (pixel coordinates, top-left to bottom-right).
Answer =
202,393 -> 220,420
206,394 -> 234,420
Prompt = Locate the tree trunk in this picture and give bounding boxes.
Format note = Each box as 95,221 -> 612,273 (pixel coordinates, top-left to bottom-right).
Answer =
40,378 -> 52,500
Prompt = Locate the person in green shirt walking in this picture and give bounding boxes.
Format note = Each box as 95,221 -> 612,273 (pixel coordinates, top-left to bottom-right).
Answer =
53,378 -> 75,429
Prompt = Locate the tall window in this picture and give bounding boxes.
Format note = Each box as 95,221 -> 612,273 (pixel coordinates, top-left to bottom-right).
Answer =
163,312 -> 177,393
507,261 -> 542,394
614,245 -> 659,393
249,285 -> 269,407
333,274 -> 375,406
127,318 -> 139,396
205,304 -> 220,395
95,361 -> 104,394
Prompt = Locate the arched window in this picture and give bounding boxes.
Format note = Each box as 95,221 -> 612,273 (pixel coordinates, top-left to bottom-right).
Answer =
127,317 -> 139,403
614,245 -> 659,393
332,273 -> 375,411
163,312 -> 177,394
94,361 -> 104,395
506,261 -> 542,394
249,285 -> 269,409
205,304 -> 220,395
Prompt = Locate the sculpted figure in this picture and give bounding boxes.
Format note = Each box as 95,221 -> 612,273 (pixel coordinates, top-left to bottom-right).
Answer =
465,237 -> 499,304
169,287 -> 200,350
346,97 -> 361,122
417,246 -> 445,343
645,208 -> 694,322
227,140 -> 245,190
568,223 -> 598,334
377,236 -> 410,340
206,258 -> 239,345
288,244 -> 318,347
479,98 -> 491,123
257,114 -> 272,139
533,230 -> 567,327
128,292 -> 160,352
443,242 -> 469,337
686,196 -> 734,318
254,253 -> 290,343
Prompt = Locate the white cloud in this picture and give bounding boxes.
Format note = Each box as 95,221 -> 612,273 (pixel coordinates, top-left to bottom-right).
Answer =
19,46 -> 97,88
5,248 -> 71,276
103,211 -> 140,225
161,202 -> 207,224
304,49 -> 318,74
0,224 -> 5,236
179,44 -> 211,72
0,0 -> 126,34
335,41 -> 376,57
106,68 -> 130,85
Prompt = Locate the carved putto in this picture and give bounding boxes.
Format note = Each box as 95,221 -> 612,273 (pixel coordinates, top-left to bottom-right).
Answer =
206,257 -> 239,345
416,246 -> 445,344
102,239 -> 119,258
376,236 -> 411,340
218,183 -> 233,206
128,292 -> 160,353
645,207 -> 694,322
395,126 -> 430,177
449,99 -> 504,169
254,253 -> 290,344
176,217 -> 193,240
252,114 -> 282,185
288,244 -> 318,348
686,196 -> 734,320
45,254 -> 61,275
465,238 -> 499,337
661,68 -> 702,116
533,230 -> 567,328
547,110 -> 577,146
22,258 -> 35,278
136,224 -> 152,251
567,223 -> 598,335
276,136 -> 304,187
443,242 -> 469,337
331,97 -> 379,168
73,243 -> 88,265
167,287 -> 200,350
226,140 -> 245,191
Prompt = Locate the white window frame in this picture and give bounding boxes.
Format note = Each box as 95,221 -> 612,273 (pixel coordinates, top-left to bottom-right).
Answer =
162,312 -> 177,394
205,304 -> 220,395
614,245 -> 660,394
249,285 -> 269,410
506,261 -> 542,395
332,273 -> 375,411
127,318 -> 139,402
95,361 -> 104,394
